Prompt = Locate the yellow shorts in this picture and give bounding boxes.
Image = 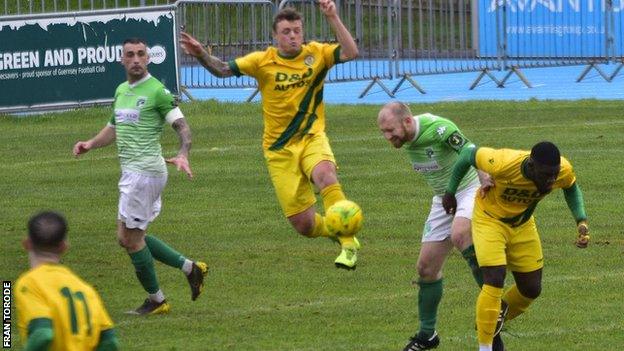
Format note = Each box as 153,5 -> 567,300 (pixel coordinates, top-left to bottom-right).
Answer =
264,132 -> 336,217
472,209 -> 544,272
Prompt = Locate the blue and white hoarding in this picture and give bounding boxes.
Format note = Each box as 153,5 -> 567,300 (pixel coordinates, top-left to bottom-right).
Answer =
479,0 -> 624,58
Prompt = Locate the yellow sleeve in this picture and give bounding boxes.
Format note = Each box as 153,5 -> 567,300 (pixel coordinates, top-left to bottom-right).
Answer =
94,293 -> 115,331
15,277 -> 51,338
310,41 -> 341,66
474,147 -> 503,176
556,157 -> 577,189
230,51 -> 265,78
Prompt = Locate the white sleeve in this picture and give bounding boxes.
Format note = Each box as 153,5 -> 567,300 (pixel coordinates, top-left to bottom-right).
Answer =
165,107 -> 184,125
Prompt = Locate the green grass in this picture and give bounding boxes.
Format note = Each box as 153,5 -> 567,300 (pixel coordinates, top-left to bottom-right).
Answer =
1,99 -> 623,350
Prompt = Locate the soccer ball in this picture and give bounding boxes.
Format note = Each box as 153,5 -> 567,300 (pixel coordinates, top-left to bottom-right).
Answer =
325,200 -> 363,237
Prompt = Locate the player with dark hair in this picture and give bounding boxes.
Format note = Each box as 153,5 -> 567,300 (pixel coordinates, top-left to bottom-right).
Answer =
73,37 -> 208,315
179,1 -> 362,269
378,101 -> 494,350
15,211 -> 120,350
442,141 -> 590,351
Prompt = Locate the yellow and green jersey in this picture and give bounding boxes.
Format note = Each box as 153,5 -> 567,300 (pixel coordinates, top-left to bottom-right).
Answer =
229,42 -> 341,150
15,263 -> 114,351
109,74 -> 182,175
474,147 -> 576,226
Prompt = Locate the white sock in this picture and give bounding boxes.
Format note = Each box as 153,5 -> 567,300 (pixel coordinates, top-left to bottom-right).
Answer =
182,259 -> 194,275
149,290 -> 165,303
479,344 -> 492,351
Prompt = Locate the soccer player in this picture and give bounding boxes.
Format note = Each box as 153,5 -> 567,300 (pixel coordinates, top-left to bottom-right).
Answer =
73,38 -> 208,315
378,102 -> 493,350
442,141 -> 590,351
15,211 -> 119,350
179,1 -> 362,269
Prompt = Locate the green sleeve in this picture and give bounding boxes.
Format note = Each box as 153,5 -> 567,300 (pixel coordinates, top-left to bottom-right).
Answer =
24,318 -> 53,351
333,45 -> 343,64
563,182 -> 587,223
109,88 -> 119,125
96,328 -> 120,351
228,59 -> 242,77
109,98 -> 116,125
443,126 -> 473,153
155,86 -> 177,117
446,146 -> 477,194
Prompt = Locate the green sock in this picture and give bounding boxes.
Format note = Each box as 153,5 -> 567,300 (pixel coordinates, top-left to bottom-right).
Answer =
145,234 -> 186,269
461,245 -> 484,287
129,246 -> 160,294
417,278 -> 443,335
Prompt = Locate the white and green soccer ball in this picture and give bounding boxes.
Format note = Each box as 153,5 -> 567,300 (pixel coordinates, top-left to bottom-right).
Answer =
325,200 -> 363,237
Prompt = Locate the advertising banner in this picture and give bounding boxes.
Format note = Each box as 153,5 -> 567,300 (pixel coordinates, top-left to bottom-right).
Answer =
0,7 -> 178,112
478,0 -> 623,58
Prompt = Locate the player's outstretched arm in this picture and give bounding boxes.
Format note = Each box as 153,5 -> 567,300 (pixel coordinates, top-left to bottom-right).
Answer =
166,118 -> 193,179
477,170 -> 494,198
319,0 -> 359,61
179,31 -> 233,78
563,182 -> 589,248
443,147 -> 478,214
446,147 -> 477,193
72,125 -> 115,157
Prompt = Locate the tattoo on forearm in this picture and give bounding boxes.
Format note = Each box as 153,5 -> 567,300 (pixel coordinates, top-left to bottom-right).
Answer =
198,52 -> 232,78
172,118 -> 192,156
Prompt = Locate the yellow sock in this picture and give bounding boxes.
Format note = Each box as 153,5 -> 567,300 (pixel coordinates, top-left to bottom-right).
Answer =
476,284 -> 503,346
503,284 -> 534,321
320,183 -> 346,210
308,213 -> 331,238
337,235 -> 356,249
309,213 -> 355,247
320,184 -> 356,248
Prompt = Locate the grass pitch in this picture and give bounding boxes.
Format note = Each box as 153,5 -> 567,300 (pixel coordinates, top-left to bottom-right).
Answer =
1,99 -> 623,350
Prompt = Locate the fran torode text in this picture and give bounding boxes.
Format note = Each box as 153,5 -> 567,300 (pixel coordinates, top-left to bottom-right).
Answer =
2,281 -> 10,349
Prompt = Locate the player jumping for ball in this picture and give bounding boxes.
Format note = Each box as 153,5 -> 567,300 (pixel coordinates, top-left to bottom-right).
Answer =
180,1 -> 362,269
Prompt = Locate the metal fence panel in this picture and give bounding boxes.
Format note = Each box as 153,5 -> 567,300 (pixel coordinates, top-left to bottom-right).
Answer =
279,0 -> 394,83
2,0 -> 175,15
2,1 -> 285,16
176,0 -> 275,89
395,0 -> 501,78
4,0 -> 624,102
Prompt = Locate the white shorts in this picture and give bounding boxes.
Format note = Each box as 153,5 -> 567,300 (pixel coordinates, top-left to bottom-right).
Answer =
118,170 -> 167,230
421,181 -> 479,242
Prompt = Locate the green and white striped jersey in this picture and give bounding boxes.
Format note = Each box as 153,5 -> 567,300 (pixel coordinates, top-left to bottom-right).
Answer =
403,113 -> 478,195
108,74 -> 181,175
